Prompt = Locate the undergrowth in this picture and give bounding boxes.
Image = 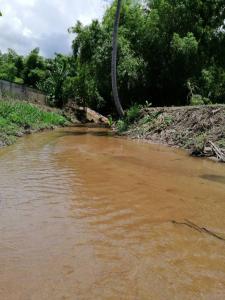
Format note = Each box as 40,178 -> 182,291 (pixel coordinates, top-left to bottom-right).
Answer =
115,104 -> 142,133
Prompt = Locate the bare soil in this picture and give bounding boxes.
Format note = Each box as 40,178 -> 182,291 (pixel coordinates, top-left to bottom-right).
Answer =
124,105 -> 225,160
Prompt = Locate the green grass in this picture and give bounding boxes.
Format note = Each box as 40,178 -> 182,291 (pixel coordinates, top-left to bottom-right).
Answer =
0,100 -> 68,146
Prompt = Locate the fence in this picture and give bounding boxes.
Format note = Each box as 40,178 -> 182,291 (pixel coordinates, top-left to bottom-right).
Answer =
0,80 -> 46,105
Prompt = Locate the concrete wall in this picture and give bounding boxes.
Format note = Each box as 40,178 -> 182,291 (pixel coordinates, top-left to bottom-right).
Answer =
0,80 -> 47,105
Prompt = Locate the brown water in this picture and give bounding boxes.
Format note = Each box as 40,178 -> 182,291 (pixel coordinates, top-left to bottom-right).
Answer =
0,127 -> 225,300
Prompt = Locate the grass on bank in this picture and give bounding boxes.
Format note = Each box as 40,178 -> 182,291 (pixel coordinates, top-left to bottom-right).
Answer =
0,100 -> 68,146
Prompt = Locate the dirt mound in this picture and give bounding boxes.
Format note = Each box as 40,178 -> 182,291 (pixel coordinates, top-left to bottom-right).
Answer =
126,105 -> 225,160
63,101 -> 109,125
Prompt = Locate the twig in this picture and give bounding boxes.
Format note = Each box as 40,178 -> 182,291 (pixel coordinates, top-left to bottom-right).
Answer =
171,219 -> 225,242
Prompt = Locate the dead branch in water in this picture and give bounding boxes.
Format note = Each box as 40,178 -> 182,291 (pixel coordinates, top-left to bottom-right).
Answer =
171,219 -> 225,242
191,140 -> 225,162
208,141 -> 225,162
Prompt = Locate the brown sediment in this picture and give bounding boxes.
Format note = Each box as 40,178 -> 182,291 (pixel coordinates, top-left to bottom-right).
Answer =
0,126 -> 225,299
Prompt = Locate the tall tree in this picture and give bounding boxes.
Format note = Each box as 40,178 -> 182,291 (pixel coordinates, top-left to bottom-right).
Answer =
22,48 -> 46,87
111,0 -> 124,117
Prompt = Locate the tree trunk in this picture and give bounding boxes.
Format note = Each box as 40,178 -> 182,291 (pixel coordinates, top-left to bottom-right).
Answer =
111,0 -> 124,118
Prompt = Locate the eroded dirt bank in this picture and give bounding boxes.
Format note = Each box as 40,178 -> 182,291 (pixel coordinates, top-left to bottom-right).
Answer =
123,105 -> 225,160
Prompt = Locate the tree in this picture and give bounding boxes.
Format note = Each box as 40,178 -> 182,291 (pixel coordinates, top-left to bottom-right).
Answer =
70,0 -> 145,114
111,0 -> 124,117
38,54 -> 71,107
68,0 -> 225,111
0,49 -> 20,82
22,48 -> 46,87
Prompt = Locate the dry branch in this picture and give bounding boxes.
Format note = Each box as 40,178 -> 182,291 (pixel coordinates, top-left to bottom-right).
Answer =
172,219 -> 225,242
208,140 -> 225,162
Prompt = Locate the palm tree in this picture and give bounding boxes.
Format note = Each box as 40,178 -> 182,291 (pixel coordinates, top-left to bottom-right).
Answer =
111,0 -> 124,118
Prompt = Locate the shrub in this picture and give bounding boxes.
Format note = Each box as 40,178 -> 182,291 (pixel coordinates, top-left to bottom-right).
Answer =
190,94 -> 211,106
126,104 -> 141,123
116,119 -> 128,133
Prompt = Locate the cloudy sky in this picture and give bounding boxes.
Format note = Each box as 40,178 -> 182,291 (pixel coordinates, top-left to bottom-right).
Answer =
0,0 -> 109,57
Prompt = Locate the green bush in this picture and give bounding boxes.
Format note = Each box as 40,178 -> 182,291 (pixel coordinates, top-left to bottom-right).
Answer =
190,94 -> 211,106
115,104 -> 142,133
116,119 -> 128,133
126,104 -> 141,123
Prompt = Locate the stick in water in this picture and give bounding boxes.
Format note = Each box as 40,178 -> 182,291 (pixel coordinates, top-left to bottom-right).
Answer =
171,219 -> 225,242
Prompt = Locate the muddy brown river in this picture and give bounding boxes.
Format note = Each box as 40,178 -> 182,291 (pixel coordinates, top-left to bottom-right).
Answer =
0,126 -> 225,300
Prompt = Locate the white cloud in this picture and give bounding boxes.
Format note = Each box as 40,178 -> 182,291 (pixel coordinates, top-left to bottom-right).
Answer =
0,0 -> 109,57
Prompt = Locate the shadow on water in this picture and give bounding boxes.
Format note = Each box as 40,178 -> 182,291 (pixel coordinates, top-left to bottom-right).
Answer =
62,129 -> 116,138
71,123 -> 109,129
201,174 -> 225,185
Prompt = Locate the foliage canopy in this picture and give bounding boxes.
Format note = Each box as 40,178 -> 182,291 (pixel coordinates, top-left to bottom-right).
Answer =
1,0 -> 225,112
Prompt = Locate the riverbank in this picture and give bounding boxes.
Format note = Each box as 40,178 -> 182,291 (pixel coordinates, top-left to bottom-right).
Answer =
0,100 -> 69,147
118,105 -> 225,162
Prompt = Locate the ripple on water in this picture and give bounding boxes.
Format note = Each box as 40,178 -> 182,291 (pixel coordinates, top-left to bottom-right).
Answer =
0,127 -> 225,300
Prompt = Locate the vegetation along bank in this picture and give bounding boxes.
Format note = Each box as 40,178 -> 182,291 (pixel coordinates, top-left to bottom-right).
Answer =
0,100 -> 68,147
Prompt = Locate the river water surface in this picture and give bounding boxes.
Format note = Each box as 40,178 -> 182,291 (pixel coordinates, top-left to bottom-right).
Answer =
0,127 -> 225,300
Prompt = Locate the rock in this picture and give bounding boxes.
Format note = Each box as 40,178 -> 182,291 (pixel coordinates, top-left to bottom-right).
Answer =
63,101 -> 109,125
86,108 -> 109,125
